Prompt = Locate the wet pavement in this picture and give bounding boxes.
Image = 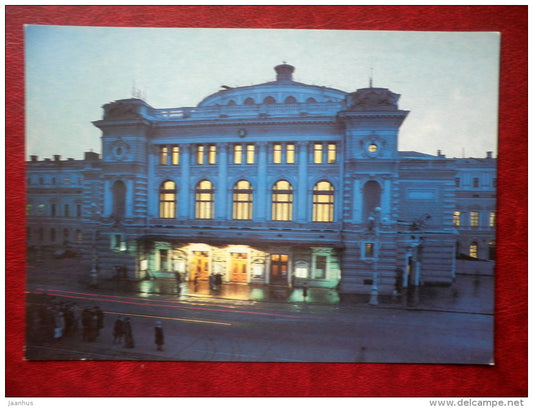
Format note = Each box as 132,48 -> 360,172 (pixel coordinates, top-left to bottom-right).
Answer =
26,256 -> 494,315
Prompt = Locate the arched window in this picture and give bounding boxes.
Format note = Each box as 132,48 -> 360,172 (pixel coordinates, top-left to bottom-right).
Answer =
232,180 -> 253,220
284,96 -> 297,104
159,180 -> 177,219
244,97 -> 255,105
227,100 -> 236,106
112,180 -> 126,220
195,180 -> 214,219
469,241 -> 478,259
306,97 -> 317,103
363,180 -> 381,222
263,96 -> 276,105
313,181 -> 335,222
272,180 -> 293,221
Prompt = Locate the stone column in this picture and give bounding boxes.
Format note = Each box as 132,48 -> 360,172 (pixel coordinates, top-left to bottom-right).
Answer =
297,141 -> 309,222
256,141 -> 268,221
179,144 -> 190,219
216,142 -> 228,220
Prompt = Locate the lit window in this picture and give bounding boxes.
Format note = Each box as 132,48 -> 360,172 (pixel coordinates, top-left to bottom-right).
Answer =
171,146 -> 180,165
327,143 -> 337,164
195,180 -> 214,219
234,145 -> 243,164
286,143 -> 295,164
453,211 -> 461,226
246,145 -> 255,164
208,145 -> 217,164
26,204 -> 32,216
368,144 -> 378,153
470,211 -> 479,227
159,180 -> 177,219
232,180 -> 253,220
37,203 -> 45,215
364,243 -> 375,258
469,242 -> 478,258
160,146 -> 168,165
196,145 -> 205,165
273,144 -> 282,164
272,180 -> 293,221
312,181 -> 335,222
489,211 -> 496,228
64,177 -> 70,185
314,143 -> 323,164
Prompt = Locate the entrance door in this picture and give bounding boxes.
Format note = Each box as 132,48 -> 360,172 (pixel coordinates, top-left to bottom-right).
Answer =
270,254 -> 289,284
192,251 -> 209,281
159,249 -> 169,271
230,253 -> 248,282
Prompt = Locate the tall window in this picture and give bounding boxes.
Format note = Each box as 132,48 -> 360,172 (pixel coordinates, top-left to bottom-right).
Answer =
470,211 -> 479,227
273,144 -> 282,164
363,181 -> 381,222
469,242 -> 478,258
327,143 -> 337,164
171,146 -> 180,165
272,180 -> 293,221
489,211 -> 496,228
64,204 -> 70,217
473,177 -> 479,188
159,180 -> 177,219
196,145 -> 205,164
488,241 -> 496,260
112,180 -> 126,220
195,180 -> 214,219
312,181 -> 335,222
234,145 -> 243,164
453,211 -> 461,226
208,145 -> 217,164
286,143 -> 295,164
160,146 -> 168,165
246,145 -> 255,164
232,180 -> 253,220
314,143 -> 323,164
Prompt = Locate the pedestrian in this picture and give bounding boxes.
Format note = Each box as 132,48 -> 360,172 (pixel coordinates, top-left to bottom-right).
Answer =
113,316 -> 125,344
154,321 -> 164,351
123,317 -> 135,348
175,272 -> 181,294
94,306 -> 104,338
302,282 -> 308,300
215,273 -> 222,289
209,273 -> 215,290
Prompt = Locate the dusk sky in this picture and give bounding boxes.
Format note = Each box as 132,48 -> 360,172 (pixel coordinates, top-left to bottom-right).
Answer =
25,25 -> 500,160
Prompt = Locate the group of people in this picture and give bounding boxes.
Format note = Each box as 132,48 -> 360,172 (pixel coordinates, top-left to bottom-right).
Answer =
208,273 -> 223,290
112,316 -> 135,348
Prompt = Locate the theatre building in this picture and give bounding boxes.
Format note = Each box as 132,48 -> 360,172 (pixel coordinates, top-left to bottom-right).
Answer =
26,64 -> 496,295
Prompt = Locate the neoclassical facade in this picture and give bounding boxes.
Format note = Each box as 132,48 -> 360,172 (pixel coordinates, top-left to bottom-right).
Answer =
26,64 -> 496,294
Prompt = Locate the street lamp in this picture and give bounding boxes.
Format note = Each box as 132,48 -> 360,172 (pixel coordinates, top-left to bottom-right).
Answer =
369,206 -> 381,305
89,202 -> 101,288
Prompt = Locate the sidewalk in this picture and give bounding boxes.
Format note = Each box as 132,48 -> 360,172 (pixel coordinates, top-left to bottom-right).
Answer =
26,256 -> 494,314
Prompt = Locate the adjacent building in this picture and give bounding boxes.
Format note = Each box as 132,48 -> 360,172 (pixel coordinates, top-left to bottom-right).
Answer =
26,64 -> 497,295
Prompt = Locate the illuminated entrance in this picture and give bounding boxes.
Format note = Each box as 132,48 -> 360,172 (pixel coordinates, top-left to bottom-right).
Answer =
270,254 -> 289,284
230,253 -> 248,283
192,251 -> 209,281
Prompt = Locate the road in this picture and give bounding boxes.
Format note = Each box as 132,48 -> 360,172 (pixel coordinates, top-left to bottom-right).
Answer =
25,286 -> 493,364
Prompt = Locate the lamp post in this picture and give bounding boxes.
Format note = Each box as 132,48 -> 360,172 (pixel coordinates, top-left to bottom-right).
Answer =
368,206 -> 381,305
89,203 -> 101,288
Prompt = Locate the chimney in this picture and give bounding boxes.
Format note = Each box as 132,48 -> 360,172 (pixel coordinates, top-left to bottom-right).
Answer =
486,151 -> 493,159
30,155 -> 38,162
54,154 -> 61,162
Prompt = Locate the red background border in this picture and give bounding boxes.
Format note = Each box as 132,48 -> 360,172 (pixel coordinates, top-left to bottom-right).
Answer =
5,6 -> 527,397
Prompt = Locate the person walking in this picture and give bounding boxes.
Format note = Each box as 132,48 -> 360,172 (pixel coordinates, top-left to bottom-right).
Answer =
154,321 -> 164,351
113,316 -> 125,344
123,317 -> 135,348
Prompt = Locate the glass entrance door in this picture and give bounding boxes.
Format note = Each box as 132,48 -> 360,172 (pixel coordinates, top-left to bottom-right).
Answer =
270,254 -> 289,284
230,253 -> 248,283
192,251 -> 209,281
